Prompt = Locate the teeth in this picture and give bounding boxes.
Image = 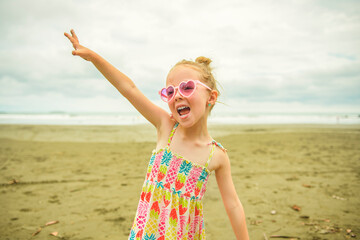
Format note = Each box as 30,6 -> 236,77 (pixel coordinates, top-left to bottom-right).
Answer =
177,106 -> 188,111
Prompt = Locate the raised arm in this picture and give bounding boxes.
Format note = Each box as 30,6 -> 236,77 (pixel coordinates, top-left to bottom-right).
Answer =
64,29 -> 169,129
215,152 -> 249,240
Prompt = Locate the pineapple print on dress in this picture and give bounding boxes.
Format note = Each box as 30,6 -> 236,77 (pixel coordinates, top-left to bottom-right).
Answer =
158,149 -> 172,182
188,203 -> 202,239
135,229 -> 143,240
146,154 -> 156,180
178,197 -> 189,239
135,184 -> 153,236
183,166 -> 203,198
166,187 -> 180,239
149,151 -> 164,182
195,169 -> 209,198
165,207 -> 178,239
164,156 -> 182,190
174,160 -> 192,194
143,201 -> 161,237
157,191 -> 171,238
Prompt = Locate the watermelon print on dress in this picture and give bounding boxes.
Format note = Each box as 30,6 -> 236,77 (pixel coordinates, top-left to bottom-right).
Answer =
128,123 -> 226,240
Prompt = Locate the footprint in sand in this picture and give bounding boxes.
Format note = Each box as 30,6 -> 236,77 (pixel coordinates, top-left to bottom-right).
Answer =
20,208 -> 31,212
48,195 -> 61,204
23,191 -> 36,196
105,216 -> 126,223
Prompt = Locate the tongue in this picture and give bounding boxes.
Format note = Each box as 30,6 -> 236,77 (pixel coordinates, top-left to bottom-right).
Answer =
179,108 -> 190,116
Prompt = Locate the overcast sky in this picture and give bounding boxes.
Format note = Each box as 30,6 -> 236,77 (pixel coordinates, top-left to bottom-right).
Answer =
1,0 -> 359,114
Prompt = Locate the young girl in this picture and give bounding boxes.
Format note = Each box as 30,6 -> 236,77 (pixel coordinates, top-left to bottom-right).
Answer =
64,29 -> 249,240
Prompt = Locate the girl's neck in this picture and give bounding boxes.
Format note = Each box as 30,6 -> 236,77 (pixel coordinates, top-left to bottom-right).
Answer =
177,119 -> 211,143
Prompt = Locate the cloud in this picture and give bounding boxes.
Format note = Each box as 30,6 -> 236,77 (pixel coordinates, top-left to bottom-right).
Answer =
1,0 -> 359,113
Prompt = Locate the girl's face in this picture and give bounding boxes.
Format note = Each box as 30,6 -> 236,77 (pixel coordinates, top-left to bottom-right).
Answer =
166,66 -> 212,127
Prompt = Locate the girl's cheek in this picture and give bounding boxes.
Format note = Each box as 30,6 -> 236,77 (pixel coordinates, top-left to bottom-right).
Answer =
168,103 -> 176,114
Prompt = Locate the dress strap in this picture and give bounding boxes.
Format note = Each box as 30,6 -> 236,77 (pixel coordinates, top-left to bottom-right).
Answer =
205,143 -> 216,168
205,140 -> 227,168
167,122 -> 179,147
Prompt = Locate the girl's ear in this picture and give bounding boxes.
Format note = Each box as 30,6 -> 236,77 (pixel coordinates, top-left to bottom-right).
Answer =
208,90 -> 218,105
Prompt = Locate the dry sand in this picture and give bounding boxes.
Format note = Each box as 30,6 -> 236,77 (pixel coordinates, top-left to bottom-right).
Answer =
0,124 -> 359,240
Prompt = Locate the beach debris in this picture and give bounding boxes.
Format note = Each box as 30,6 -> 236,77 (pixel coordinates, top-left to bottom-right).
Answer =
263,233 -> 269,240
32,227 -> 42,236
8,179 -> 19,184
299,215 -> 309,219
271,210 -> 277,215
45,220 -> 59,226
286,176 -> 299,181
270,235 -> 300,239
31,220 -> 60,237
317,226 -> 342,234
332,195 -> 346,200
50,231 -> 58,236
301,217 -> 351,237
346,229 -> 356,237
302,184 -> 312,188
291,205 -> 301,211
318,229 -> 330,234
303,222 -> 317,226
250,219 -> 263,225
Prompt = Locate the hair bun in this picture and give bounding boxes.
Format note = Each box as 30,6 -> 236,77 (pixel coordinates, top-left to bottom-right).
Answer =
195,56 -> 212,66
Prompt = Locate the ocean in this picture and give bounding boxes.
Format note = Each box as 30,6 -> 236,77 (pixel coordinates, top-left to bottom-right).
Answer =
0,112 -> 359,125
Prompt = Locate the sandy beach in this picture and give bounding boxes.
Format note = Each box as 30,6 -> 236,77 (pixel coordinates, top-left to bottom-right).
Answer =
0,124 -> 359,240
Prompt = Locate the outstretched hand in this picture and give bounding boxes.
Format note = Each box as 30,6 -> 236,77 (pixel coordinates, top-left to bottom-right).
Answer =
64,29 -> 94,61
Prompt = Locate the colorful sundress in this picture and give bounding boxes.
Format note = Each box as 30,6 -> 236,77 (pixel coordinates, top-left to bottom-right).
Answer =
128,122 -> 226,240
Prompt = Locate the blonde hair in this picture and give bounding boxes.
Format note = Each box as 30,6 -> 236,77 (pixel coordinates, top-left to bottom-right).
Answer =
171,56 -> 220,111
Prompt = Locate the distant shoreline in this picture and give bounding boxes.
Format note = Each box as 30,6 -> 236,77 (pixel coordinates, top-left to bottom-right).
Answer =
1,124 -> 359,144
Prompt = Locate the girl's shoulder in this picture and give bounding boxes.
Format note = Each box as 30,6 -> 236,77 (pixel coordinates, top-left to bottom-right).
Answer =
210,139 -> 227,152
208,140 -> 228,172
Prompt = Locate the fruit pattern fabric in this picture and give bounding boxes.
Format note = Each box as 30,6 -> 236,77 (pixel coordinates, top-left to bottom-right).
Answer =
129,123 -> 226,240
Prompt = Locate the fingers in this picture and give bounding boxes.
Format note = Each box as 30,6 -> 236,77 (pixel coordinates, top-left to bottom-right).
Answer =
65,31 -> 81,51
64,32 -> 75,44
64,32 -> 71,40
71,29 -> 79,42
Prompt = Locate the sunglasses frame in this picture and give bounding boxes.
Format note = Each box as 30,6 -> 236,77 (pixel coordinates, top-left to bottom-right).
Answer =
159,79 -> 212,102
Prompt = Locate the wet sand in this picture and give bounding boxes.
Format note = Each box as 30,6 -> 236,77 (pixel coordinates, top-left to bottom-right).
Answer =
0,124 -> 359,240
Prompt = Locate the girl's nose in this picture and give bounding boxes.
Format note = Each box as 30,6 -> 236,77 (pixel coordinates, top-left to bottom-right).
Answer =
173,88 -> 182,101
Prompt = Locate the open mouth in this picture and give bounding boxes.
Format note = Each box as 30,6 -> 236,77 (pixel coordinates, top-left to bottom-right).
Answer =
177,106 -> 191,118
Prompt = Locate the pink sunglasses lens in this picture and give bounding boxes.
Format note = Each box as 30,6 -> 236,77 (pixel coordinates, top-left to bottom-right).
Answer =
160,86 -> 175,102
160,88 -> 168,101
179,80 -> 195,96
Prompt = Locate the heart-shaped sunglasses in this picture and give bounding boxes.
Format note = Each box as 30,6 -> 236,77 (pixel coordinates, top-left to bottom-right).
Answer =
159,80 -> 212,102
